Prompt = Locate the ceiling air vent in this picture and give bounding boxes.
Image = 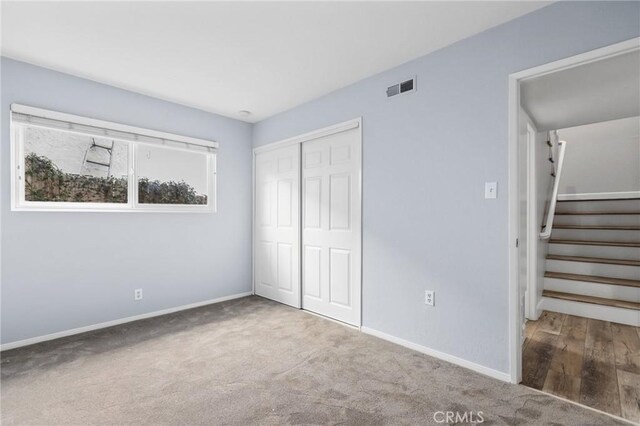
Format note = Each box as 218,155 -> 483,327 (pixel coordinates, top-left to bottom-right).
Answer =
386,76 -> 417,98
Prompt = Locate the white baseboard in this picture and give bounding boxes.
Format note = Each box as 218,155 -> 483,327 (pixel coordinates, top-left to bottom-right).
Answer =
535,297 -> 545,319
361,326 -> 511,383
0,291 -> 253,351
557,191 -> 640,201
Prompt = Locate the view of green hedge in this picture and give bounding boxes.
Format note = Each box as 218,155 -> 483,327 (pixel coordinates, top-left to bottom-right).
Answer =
25,153 -> 207,205
25,153 -> 127,203
138,177 -> 207,205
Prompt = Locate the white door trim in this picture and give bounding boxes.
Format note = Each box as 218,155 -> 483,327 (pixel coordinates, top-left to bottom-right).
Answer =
525,122 -> 538,322
252,118 -> 363,326
253,119 -> 360,154
507,37 -> 640,384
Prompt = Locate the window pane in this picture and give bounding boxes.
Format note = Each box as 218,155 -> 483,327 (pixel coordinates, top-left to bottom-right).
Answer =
136,145 -> 209,205
23,126 -> 129,203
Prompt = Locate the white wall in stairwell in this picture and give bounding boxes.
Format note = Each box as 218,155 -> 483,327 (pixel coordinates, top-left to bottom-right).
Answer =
558,116 -> 640,195
519,108 -> 552,321
518,108 -> 532,321
535,127 -> 553,317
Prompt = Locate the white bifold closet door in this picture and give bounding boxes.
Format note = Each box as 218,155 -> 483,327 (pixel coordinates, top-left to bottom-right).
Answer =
302,127 -> 361,326
254,144 -> 301,308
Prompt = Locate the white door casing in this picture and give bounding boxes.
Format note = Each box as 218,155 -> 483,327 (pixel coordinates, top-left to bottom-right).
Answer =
301,127 -> 362,326
254,144 -> 301,308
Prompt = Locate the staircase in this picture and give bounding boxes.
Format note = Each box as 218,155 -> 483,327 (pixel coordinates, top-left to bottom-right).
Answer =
541,197 -> 640,326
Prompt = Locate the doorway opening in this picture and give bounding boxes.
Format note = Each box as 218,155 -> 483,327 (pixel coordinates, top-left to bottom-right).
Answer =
508,38 -> 640,422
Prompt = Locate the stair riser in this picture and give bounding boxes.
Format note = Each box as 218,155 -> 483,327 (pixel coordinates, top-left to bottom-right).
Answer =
546,260 -> 640,280
551,228 -> 640,243
540,297 -> 639,326
544,277 -> 639,302
548,243 -> 640,260
554,214 -> 640,227
556,199 -> 640,213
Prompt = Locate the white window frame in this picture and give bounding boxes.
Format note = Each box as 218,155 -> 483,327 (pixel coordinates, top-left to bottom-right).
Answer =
10,104 -> 217,213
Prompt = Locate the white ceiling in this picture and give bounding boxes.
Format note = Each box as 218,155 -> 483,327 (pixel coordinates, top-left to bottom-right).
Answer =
521,50 -> 640,131
559,116 -> 639,142
1,1 -> 548,123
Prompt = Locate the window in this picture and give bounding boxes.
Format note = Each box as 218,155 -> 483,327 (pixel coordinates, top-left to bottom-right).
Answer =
136,145 -> 209,206
11,104 -> 217,212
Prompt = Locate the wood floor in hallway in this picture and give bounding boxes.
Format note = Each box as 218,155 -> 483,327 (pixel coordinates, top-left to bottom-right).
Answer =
522,311 -> 640,422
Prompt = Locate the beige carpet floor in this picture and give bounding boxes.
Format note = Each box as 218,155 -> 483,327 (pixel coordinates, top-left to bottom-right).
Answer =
1,296 -> 627,425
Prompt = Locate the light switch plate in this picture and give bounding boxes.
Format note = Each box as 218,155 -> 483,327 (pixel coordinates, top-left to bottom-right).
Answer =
485,182 -> 497,199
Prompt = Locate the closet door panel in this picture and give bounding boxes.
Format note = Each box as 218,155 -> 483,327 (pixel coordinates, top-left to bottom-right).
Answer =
254,145 -> 300,308
302,128 -> 361,325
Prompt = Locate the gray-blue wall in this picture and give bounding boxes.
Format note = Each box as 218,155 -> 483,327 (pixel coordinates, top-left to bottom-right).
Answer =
1,58 -> 253,344
253,2 -> 640,373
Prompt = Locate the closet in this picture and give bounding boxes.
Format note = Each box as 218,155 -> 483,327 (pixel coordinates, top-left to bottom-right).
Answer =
253,120 -> 362,326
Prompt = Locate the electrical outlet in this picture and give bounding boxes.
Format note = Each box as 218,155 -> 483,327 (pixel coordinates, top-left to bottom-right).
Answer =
425,290 -> 435,307
134,289 -> 143,301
